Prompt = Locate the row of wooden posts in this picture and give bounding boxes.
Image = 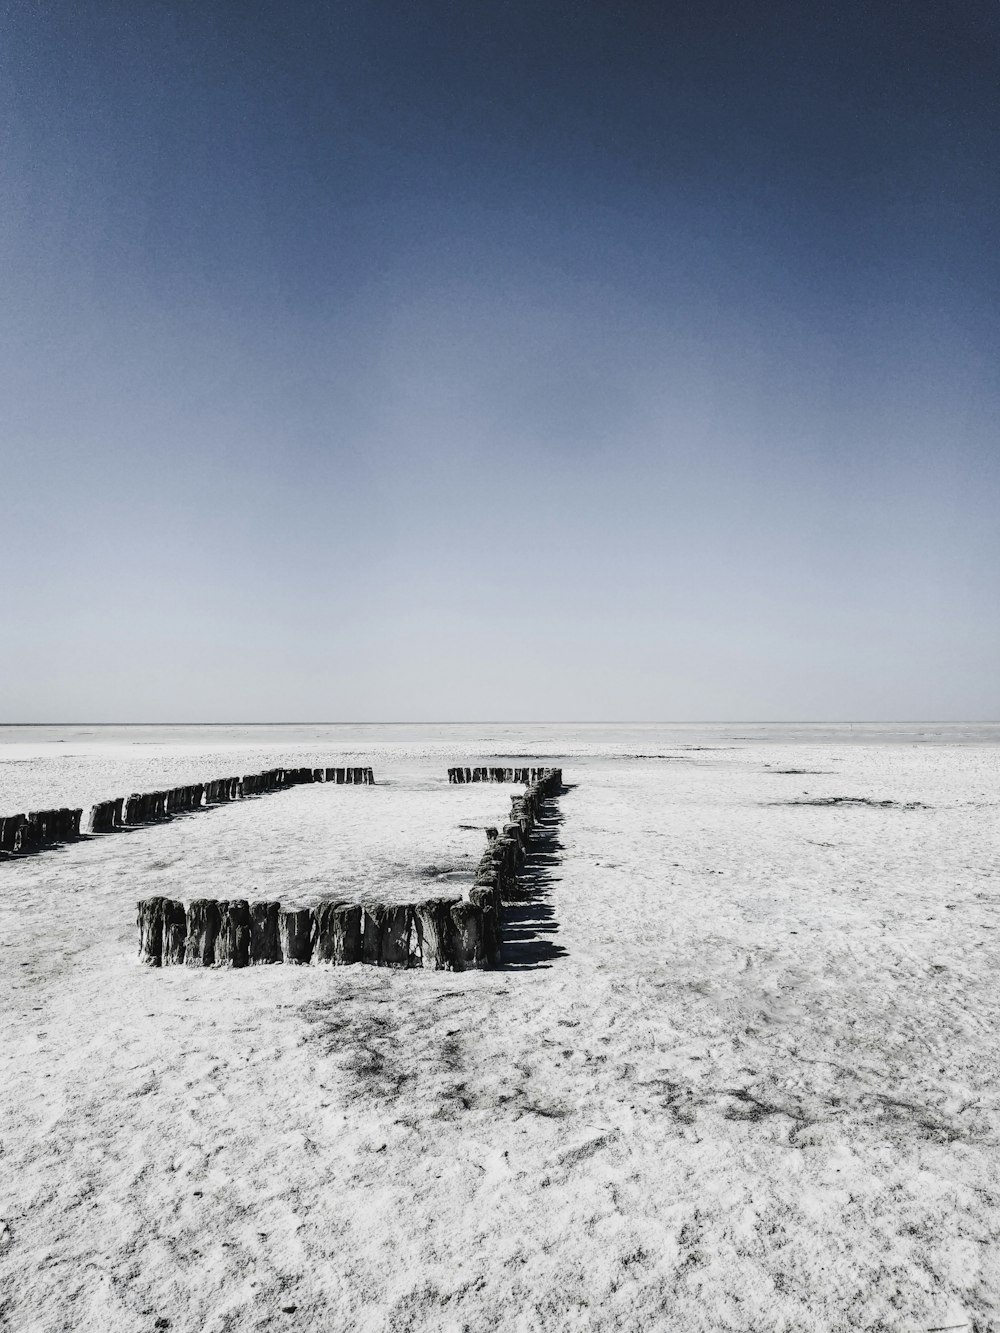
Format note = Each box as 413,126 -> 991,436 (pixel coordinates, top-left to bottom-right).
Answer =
136,767 -> 564,971
0,806 -> 83,855
448,766 -> 554,784
466,767 -> 563,961
0,766 -> 375,857
137,896 -> 494,971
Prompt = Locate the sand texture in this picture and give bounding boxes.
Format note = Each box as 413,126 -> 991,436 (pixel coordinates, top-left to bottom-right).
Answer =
1,724 -> 999,1331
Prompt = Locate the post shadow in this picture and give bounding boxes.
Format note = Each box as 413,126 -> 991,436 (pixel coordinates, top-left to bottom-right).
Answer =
498,792 -> 568,970
0,833 -> 94,861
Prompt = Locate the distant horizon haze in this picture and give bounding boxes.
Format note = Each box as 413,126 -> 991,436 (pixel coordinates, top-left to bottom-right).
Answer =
1,719 -> 997,730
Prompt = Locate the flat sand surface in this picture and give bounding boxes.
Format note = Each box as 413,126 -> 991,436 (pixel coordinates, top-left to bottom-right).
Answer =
2,724 -> 999,1331
2,781 -> 519,911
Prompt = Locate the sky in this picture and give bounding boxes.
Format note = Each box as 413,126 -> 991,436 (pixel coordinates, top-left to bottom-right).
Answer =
2,0 -> 998,722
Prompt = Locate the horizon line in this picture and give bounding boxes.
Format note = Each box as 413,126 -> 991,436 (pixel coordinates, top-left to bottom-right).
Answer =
1,720 -> 997,728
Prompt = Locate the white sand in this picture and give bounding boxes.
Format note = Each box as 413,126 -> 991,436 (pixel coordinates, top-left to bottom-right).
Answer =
1,724 -> 999,1331
8,782 -> 520,911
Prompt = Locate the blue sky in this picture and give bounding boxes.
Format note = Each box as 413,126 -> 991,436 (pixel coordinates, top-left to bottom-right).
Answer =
2,1 -> 998,720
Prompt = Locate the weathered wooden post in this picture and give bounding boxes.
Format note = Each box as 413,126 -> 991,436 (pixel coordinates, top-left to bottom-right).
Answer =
313,902 -> 362,965
279,907 -> 313,964
162,899 -> 187,965
467,887 -> 501,960
413,899 -> 455,970
250,901 -> 281,964
0,814 -> 18,854
215,900 -> 252,967
450,901 -> 490,970
21,813 -> 45,852
137,897 -> 166,965
185,900 -> 221,967
360,904 -> 414,968
56,809 -> 81,840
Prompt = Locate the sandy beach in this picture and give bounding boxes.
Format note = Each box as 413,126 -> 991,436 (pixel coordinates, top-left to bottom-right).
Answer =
1,724 -> 998,1330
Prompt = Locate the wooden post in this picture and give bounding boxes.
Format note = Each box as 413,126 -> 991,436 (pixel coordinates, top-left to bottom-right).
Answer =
360,905 -> 379,963
250,901 -> 281,964
0,814 -> 20,854
361,904 -> 414,968
279,907 -> 313,964
185,900 -> 221,967
468,887 -> 501,960
216,900 -> 252,967
162,899 -> 187,965
413,899 -> 455,970
21,814 -> 44,852
450,901 -> 489,970
137,897 -> 165,965
313,902 -> 362,965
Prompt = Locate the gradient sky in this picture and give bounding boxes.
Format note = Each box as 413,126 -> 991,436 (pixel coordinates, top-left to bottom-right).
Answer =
2,1 -> 998,721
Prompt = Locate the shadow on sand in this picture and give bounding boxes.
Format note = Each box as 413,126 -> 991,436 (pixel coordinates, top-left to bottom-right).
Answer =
499,794 -> 568,970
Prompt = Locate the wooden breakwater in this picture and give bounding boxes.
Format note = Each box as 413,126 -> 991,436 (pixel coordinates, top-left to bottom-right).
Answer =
448,766 -> 556,784
1,766 -> 375,858
136,896 -> 496,971
136,768 -> 564,972
0,808 -> 83,856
